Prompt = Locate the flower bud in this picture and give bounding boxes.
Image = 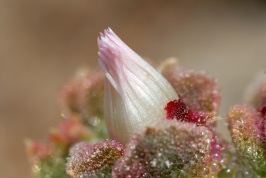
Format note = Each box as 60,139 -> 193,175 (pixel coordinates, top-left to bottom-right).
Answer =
98,28 -> 178,144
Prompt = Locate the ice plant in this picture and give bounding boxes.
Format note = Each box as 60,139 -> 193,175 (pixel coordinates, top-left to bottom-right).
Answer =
228,105 -> 266,176
59,69 -> 104,121
227,75 -> 266,177
26,28 -> 266,178
97,28 -> 178,144
160,58 -> 220,114
58,69 -> 108,140
66,140 -> 124,178
112,120 -> 218,177
26,117 -> 92,178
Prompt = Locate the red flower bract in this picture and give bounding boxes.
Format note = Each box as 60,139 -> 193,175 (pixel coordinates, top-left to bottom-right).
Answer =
164,99 -> 209,125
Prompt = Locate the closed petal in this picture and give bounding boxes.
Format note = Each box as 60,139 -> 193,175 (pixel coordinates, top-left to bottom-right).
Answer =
98,28 -> 178,144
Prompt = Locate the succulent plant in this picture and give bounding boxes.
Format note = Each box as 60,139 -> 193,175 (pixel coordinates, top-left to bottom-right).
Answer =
26,117 -> 92,178
26,28 -> 266,178
66,140 -> 124,178
112,120 -> 214,177
227,74 -> 266,177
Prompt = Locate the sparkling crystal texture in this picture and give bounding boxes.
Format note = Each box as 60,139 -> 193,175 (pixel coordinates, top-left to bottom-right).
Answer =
66,140 -> 124,178
228,105 -> 266,176
112,120 -> 214,177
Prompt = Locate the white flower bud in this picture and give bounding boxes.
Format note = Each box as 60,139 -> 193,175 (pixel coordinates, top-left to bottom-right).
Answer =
98,28 -> 178,144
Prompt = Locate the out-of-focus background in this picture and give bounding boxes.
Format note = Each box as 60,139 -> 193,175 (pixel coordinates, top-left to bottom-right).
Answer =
1,1 -> 266,177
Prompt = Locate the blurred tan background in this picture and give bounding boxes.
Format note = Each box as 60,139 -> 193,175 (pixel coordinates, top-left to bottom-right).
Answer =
1,1 -> 266,177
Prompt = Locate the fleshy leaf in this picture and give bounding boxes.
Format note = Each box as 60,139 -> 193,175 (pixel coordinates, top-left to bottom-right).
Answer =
58,69 -> 105,124
227,105 -> 266,176
160,59 -> 220,114
112,120 -> 220,177
66,140 -> 124,178
26,117 -> 92,178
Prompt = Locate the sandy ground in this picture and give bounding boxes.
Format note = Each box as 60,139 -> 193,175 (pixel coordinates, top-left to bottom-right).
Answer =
1,1 -> 266,177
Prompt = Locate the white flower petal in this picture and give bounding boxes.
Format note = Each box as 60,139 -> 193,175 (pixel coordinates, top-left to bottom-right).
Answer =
98,28 -> 178,144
